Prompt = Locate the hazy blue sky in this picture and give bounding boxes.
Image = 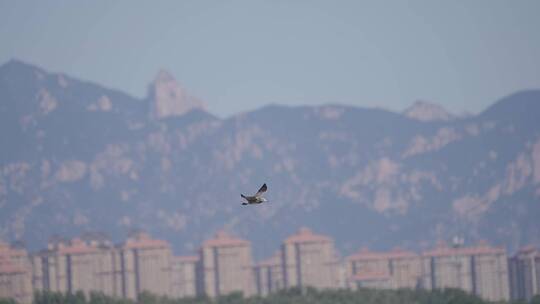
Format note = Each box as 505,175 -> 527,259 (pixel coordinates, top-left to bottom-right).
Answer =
1,1 -> 539,117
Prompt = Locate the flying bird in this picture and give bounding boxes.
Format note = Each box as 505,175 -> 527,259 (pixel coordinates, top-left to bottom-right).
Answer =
241,183 -> 268,205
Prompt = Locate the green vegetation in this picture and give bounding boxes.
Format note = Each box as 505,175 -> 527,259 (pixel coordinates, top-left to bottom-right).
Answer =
29,288 -> 539,304
530,295 -> 540,304
0,298 -> 17,304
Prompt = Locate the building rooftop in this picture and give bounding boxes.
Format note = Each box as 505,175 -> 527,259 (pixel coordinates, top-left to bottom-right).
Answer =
517,245 -> 539,253
123,232 -> 171,250
0,244 -> 28,274
0,241 -> 28,258
257,251 -> 281,267
284,227 -> 332,244
57,238 -> 102,255
202,230 -> 250,248
512,245 -> 540,257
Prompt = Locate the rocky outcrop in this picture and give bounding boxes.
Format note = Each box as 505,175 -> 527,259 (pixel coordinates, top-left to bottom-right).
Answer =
403,100 -> 454,122
148,70 -> 205,119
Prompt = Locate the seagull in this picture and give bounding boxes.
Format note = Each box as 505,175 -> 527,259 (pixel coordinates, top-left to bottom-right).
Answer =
241,183 -> 268,205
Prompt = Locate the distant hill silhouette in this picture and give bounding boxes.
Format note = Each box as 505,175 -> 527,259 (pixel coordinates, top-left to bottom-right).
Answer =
1,59 -> 539,258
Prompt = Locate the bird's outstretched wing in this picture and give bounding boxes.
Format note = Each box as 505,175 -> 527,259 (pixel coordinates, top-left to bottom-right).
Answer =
255,183 -> 267,196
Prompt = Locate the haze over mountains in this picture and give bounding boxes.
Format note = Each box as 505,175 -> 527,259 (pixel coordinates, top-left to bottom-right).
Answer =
0,59 -> 539,258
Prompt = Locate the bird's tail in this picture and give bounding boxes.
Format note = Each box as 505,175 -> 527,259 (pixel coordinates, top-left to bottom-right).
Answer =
241,194 -> 246,199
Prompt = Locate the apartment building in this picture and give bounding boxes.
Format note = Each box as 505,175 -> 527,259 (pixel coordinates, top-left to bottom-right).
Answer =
282,227 -> 340,290
32,235 -> 121,297
422,241 -> 509,301
170,256 -> 198,298
32,232 -> 173,300
0,242 -> 32,304
346,248 -> 422,290
119,232 -> 173,299
255,251 -> 284,296
2,230 -> 527,303
197,230 -> 255,297
509,246 -> 540,301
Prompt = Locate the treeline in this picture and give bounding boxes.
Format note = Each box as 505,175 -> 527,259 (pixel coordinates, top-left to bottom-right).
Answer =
1,288 -> 539,304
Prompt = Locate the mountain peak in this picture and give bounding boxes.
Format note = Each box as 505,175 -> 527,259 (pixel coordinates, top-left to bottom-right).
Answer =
403,100 -> 454,122
3,58 -> 31,67
0,59 -> 43,74
148,69 -> 206,119
480,90 -> 540,121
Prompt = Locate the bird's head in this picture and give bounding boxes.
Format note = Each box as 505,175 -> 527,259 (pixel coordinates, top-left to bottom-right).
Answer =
262,197 -> 268,202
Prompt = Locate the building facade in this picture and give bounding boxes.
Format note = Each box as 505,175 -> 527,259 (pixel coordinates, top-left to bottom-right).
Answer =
0,242 -> 33,304
350,272 -> 392,290
31,232 -> 173,300
422,241 -> 509,302
171,256 -> 198,298
197,231 -> 255,297
32,236 -> 122,297
1,230 -> 529,303
282,227 -> 340,290
346,248 -> 422,290
255,251 -> 284,296
119,232 -> 173,299
509,246 -> 540,301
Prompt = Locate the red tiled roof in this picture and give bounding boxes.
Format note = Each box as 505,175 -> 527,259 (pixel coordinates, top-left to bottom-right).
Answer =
56,237 -> 102,255
517,245 -> 539,254
59,246 -> 100,255
284,227 -> 332,244
123,233 -> 170,249
0,242 -> 28,260
202,230 -> 250,248
0,244 -> 27,258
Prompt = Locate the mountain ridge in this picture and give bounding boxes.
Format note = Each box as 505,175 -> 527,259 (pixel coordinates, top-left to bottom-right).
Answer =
0,60 -> 539,259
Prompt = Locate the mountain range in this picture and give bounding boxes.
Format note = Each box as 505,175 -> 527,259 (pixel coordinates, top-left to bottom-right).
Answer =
0,59 -> 539,259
